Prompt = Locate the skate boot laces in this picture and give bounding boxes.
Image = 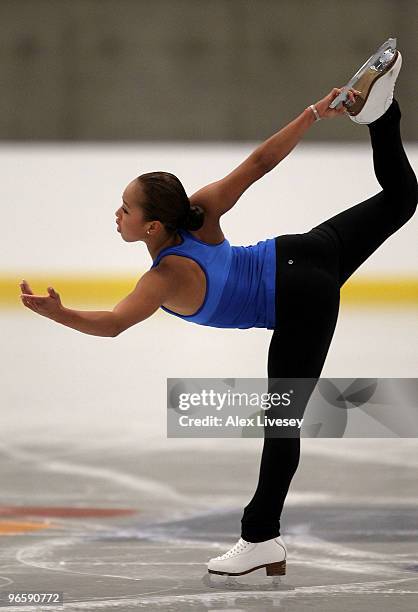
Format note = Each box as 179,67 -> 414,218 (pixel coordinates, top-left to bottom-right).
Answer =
214,538 -> 252,560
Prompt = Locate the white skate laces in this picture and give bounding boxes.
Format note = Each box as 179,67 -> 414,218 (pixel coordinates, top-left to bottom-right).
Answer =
213,537 -> 252,560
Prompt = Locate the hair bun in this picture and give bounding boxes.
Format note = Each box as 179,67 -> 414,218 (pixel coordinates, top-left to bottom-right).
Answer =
183,205 -> 205,231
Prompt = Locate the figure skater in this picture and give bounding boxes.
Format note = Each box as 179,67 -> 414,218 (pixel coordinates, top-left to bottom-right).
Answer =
20,45 -> 416,579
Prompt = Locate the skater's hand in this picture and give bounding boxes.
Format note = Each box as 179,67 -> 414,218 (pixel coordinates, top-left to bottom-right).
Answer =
313,87 -> 361,119
19,280 -> 64,321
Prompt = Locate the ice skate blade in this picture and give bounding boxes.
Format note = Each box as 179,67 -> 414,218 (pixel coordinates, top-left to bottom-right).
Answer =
345,50 -> 399,116
202,572 -> 289,591
329,37 -> 397,110
208,559 -> 286,577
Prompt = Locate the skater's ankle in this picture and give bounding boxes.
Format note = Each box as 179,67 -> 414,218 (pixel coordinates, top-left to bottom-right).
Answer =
368,98 -> 401,129
240,534 -> 281,544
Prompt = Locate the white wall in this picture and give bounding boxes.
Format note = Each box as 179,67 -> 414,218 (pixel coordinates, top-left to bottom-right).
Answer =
2,142 -> 417,275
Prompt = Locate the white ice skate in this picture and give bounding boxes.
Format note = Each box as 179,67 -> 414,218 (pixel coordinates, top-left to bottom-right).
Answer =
329,37 -> 402,124
206,535 -> 287,584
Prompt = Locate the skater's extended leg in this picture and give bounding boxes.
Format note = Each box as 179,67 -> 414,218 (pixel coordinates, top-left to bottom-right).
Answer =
315,99 -> 417,286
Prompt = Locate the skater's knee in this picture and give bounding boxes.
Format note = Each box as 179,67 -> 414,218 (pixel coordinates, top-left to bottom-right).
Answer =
390,176 -> 418,227
399,177 -> 418,224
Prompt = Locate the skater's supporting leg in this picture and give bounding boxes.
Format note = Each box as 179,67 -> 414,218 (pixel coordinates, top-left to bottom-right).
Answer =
241,231 -> 340,542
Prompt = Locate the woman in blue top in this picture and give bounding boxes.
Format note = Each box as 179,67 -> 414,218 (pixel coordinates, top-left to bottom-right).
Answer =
20,51 -> 417,578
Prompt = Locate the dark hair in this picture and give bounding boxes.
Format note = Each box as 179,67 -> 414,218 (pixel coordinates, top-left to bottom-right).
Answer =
136,171 -> 205,233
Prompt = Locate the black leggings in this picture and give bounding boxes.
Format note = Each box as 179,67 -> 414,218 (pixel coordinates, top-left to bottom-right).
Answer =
241,99 -> 418,543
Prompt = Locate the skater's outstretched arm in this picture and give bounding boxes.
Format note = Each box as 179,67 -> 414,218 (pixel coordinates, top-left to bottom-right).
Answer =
189,87 -> 359,221
19,269 -> 173,336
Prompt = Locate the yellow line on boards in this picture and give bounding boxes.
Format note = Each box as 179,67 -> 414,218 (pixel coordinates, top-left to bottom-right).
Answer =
340,278 -> 418,304
1,274 -> 417,308
3,275 -> 136,308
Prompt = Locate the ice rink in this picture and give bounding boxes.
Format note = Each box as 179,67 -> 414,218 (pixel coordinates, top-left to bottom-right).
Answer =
0,305 -> 417,611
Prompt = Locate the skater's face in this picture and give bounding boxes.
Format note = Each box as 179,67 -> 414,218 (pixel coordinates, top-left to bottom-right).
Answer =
115,180 -> 154,243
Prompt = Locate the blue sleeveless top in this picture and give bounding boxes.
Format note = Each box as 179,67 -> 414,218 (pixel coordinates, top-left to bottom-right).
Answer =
150,229 -> 276,330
